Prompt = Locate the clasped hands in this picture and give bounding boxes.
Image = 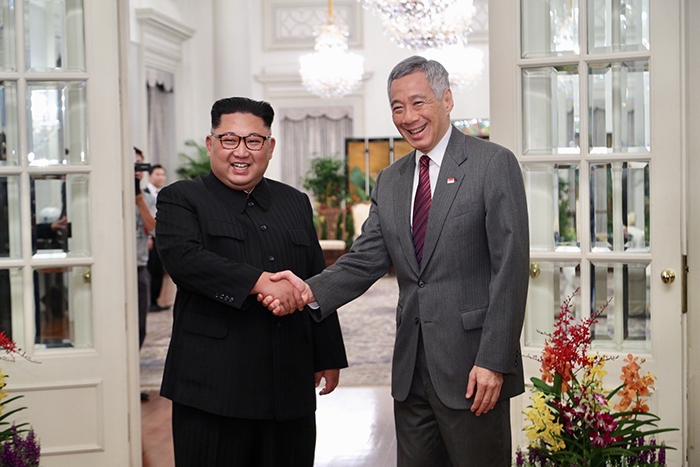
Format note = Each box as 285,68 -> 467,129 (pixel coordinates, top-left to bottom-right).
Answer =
253,271 -> 315,316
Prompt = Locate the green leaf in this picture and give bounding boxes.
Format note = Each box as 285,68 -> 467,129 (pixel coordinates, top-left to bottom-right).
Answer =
530,377 -> 555,394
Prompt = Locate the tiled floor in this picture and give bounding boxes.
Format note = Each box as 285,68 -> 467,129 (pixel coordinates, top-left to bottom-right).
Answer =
141,274 -> 399,466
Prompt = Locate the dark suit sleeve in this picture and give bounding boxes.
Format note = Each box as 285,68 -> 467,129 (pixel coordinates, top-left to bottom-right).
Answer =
475,148 -> 529,374
302,197 -> 348,371
156,182 -> 262,310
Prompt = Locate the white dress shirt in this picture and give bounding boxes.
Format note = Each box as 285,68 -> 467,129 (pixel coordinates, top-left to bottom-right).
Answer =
410,126 -> 452,224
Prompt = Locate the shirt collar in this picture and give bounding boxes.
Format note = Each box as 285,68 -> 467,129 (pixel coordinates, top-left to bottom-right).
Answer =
414,126 -> 452,168
204,173 -> 272,213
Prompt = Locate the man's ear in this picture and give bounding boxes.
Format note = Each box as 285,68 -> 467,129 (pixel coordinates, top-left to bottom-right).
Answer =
443,88 -> 455,114
268,137 -> 276,159
205,134 -> 213,157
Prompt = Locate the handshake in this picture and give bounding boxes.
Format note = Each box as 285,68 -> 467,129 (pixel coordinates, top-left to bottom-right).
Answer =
253,271 -> 316,316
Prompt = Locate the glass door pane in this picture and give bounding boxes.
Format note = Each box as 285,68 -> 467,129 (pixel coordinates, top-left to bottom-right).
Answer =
590,162 -> 649,252
588,61 -> 650,153
588,0 -> 649,54
27,81 -> 88,166
0,81 -> 20,166
0,0 -> 17,71
24,0 -> 85,72
522,66 -> 580,155
521,0 -> 579,58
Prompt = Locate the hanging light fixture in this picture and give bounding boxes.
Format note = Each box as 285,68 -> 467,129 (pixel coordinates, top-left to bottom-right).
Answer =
421,44 -> 484,91
361,0 -> 475,51
299,0 -> 365,99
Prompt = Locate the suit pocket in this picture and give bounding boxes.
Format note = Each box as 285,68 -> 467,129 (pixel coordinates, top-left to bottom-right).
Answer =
461,306 -> 488,331
182,309 -> 229,338
288,229 -> 310,247
207,221 -> 246,240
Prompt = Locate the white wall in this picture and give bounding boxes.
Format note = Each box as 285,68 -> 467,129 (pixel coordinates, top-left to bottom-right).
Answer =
128,0 -> 490,181
128,0 -> 215,171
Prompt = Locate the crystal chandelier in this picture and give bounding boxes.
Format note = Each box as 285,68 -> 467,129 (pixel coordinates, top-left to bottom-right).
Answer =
299,0 -> 365,99
361,0 -> 475,51
421,44 -> 484,91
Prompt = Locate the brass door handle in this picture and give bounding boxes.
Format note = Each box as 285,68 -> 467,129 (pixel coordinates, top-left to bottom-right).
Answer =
530,262 -> 540,279
661,269 -> 675,284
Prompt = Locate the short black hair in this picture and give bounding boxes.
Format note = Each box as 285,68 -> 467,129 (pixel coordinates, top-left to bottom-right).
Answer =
210,97 -> 274,130
148,164 -> 164,175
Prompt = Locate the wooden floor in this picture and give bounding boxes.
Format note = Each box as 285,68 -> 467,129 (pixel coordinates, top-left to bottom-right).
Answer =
141,386 -> 397,467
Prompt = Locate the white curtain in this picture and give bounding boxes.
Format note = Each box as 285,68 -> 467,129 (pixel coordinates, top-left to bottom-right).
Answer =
146,68 -> 176,176
279,106 -> 353,190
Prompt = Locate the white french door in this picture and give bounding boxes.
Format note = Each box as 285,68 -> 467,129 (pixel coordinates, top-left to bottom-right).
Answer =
0,1 -> 134,466
490,0 -> 685,464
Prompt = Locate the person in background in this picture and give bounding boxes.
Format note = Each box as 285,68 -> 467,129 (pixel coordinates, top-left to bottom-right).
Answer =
134,147 -> 156,402
145,164 -> 169,312
262,56 -> 530,467
155,97 -> 347,466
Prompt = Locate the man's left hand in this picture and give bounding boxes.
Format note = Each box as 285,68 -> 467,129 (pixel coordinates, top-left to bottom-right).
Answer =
315,369 -> 340,395
465,366 -> 503,416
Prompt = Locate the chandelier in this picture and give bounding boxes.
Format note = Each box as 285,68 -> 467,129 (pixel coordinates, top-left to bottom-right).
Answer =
421,44 -> 484,91
299,0 -> 365,98
361,0 -> 475,51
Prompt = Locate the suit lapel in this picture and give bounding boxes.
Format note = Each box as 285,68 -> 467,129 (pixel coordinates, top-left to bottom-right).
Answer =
394,151 -> 420,276
420,129 -> 468,271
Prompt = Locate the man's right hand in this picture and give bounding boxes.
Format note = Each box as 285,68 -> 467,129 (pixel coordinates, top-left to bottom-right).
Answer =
251,271 -> 305,316
256,270 -> 316,315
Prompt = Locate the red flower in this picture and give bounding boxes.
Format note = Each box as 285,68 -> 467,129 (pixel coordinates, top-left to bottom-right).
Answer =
0,332 -> 36,363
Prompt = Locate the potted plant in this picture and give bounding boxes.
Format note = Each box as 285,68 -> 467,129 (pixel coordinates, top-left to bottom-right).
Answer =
515,290 -> 676,467
302,156 -> 348,242
176,140 -> 210,180
0,332 -> 41,467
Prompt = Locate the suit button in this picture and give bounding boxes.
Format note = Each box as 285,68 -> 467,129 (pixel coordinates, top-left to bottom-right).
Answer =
268,256 -> 275,262
418,281 -> 425,288
414,317 -> 420,324
248,201 -> 255,207
260,225 -> 267,231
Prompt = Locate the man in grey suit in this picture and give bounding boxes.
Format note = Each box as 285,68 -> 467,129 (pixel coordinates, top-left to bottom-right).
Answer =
263,56 -> 529,466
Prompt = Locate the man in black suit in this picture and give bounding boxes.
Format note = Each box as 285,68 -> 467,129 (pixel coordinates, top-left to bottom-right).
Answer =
155,97 -> 347,466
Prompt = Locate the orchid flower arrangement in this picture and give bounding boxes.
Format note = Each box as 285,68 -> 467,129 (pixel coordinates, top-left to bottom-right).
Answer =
0,332 -> 40,467
514,291 -> 676,467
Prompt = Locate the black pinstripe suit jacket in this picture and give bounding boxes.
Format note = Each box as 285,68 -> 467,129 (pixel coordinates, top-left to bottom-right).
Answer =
156,173 -> 347,421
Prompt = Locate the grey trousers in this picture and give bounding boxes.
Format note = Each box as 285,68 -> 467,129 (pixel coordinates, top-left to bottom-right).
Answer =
394,333 -> 511,467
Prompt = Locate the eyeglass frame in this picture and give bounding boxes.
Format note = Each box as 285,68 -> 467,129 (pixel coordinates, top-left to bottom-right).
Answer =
210,132 -> 273,151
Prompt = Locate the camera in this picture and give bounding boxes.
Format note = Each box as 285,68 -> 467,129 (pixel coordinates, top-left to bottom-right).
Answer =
135,162 -> 152,172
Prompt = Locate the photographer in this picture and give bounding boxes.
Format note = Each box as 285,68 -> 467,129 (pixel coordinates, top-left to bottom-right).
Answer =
134,147 -> 156,401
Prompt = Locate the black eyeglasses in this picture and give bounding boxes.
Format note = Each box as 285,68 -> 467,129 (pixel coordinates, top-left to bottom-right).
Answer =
210,133 -> 272,151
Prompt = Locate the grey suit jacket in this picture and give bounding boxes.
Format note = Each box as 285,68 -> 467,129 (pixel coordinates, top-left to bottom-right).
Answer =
307,128 -> 529,409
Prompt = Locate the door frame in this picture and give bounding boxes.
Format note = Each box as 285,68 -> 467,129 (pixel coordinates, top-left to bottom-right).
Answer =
488,0 -> 687,463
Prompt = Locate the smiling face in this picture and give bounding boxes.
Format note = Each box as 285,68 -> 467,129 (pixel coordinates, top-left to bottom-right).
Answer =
206,112 -> 275,192
390,71 -> 454,155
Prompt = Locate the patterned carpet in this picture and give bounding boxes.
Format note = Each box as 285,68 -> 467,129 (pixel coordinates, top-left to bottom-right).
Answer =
139,274 -> 398,391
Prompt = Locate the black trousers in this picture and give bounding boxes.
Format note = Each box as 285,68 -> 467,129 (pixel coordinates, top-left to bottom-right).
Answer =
394,332 -> 511,467
137,266 -> 150,349
172,402 -> 316,467
147,237 -> 164,305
